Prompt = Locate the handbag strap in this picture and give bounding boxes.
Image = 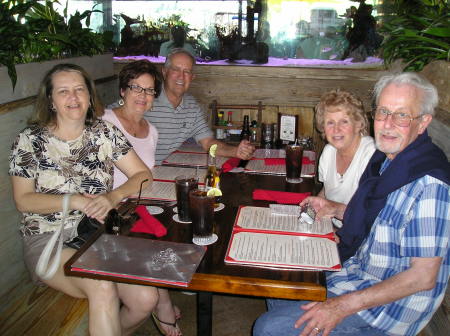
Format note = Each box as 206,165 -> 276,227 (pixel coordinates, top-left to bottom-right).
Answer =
35,194 -> 72,280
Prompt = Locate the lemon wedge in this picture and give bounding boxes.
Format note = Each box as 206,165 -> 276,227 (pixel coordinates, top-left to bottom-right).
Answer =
207,187 -> 222,197
209,144 -> 218,158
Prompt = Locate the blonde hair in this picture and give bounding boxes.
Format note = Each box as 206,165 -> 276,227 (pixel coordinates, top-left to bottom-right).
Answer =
315,89 -> 369,138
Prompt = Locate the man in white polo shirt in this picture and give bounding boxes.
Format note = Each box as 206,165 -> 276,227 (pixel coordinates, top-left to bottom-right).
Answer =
145,48 -> 255,164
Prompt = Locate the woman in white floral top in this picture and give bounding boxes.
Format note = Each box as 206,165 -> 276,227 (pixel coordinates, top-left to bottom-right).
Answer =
9,63 -> 157,336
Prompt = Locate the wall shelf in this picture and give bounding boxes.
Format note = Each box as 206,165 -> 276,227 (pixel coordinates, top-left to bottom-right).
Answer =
210,100 -> 264,144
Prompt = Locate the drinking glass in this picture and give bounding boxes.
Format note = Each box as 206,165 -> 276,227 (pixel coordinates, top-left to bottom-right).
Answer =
285,143 -> 303,183
189,189 -> 217,245
175,175 -> 198,222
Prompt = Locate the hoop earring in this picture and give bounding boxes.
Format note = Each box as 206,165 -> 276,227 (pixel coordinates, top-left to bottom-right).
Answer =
118,98 -> 124,106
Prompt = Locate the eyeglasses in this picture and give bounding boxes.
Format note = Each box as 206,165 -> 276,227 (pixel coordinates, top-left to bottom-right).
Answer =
127,84 -> 156,96
168,66 -> 193,76
372,108 -> 423,127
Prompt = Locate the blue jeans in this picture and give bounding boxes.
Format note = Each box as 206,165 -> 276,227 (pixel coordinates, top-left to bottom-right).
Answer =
253,293 -> 386,336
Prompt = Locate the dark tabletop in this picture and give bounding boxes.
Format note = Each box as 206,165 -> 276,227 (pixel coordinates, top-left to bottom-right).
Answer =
65,172 -> 326,301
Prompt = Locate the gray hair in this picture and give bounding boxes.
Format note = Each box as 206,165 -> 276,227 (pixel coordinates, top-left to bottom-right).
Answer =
373,72 -> 439,116
164,48 -> 196,68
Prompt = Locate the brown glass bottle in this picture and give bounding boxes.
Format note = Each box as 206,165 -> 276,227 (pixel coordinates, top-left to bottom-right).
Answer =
204,150 -> 219,190
240,115 -> 251,141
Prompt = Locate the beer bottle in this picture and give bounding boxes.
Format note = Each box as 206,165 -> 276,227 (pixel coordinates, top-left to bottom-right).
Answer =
205,145 -> 220,192
240,115 -> 251,141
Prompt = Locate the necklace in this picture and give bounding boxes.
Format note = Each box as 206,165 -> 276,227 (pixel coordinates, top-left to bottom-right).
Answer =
116,108 -> 144,138
336,137 -> 362,177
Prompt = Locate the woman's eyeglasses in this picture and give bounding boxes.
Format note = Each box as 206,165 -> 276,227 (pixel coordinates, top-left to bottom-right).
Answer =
372,108 -> 423,127
127,84 -> 156,96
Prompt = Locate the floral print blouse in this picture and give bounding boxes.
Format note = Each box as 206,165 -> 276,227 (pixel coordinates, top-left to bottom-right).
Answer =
9,120 -> 132,236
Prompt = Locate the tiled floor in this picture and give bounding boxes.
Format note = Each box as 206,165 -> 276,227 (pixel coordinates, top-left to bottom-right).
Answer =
136,290 -> 267,336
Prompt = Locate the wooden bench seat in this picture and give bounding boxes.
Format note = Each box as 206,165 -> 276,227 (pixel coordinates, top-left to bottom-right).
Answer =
0,279 -> 88,336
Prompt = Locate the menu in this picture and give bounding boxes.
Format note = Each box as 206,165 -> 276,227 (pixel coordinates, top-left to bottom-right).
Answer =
139,181 -> 177,201
70,234 -> 206,286
253,148 -> 286,159
225,206 -> 341,271
244,150 -> 316,177
152,165 -> 207,182
162,151 -> 228,168
132,166 -> 207,202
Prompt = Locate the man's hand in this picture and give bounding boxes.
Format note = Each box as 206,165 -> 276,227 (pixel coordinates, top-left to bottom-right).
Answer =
199,137 -> 255,160
300,196 -> 346,220
293,255 -> 443,335
295,298 -> 348,336
236,140 -> 255,160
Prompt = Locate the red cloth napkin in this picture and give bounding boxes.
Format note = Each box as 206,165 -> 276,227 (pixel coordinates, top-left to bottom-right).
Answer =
264,157 -> 313,166
222,158 -> 241,173
302,157 -> 313,165
264,158 -> 285,165
253,189 -> 311,204
131,205 -> 167,237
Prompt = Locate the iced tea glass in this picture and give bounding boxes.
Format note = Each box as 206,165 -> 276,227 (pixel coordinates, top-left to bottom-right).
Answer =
175,175 -> 198,222
285,143 -> 303,183
189,189 -> 216,245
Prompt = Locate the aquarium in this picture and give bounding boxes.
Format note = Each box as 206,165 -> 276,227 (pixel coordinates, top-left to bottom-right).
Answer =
63,0 -> 382,65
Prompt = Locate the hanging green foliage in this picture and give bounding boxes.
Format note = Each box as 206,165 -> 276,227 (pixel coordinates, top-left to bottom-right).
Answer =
380,0 -> 450,71
0,0 -> 115,90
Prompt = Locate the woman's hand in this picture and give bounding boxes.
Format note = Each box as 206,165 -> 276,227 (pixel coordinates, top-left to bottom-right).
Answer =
300,196 -> 346,220
72,193 -> 120,222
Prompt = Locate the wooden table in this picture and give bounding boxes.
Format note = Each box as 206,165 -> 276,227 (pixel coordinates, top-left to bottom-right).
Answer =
65,172 -> 326,335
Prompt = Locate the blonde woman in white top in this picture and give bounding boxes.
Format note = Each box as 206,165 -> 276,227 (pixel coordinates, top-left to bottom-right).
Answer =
316,89 -> 376,204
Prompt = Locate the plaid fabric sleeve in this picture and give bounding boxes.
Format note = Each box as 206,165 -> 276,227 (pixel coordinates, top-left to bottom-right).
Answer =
400,177 -> 449,259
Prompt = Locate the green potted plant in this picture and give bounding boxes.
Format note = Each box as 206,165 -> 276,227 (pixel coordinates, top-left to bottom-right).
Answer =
380,0 -> 450,71
0,0 -> 114,91
0,0 -> 35,89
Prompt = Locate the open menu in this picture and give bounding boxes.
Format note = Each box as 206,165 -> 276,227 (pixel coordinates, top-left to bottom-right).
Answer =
225,206 -> 341,271
139,181 -> 177,201
162,151 -> 228,168
244,150 -> 316,177
132,166 -> 207,201
151,165 -> 207,183
70,234 -> 206,286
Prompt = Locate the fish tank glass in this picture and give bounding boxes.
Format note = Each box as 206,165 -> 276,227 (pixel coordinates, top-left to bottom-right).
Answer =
61,0 -> 383,66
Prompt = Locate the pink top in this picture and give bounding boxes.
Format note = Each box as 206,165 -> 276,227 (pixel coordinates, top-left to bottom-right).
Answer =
102,109 -> 158,188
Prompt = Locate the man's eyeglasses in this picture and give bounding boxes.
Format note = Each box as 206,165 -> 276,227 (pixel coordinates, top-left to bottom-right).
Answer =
168,66 -> 193,76
127,84 -> 156,96
372,108 -> 423,127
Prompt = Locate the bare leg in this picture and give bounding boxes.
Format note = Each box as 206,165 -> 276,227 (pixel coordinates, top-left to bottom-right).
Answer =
174,303 -> 182,320
153,288 -> 182,336
118,282 -> 159,336
42,248 -> 158,336
43,249 -> 122,336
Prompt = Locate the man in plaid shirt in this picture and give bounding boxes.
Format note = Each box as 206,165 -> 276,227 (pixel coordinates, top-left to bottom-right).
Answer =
253,73 -> 449,336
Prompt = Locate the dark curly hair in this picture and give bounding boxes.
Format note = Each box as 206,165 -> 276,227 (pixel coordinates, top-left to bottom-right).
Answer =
118,60 -> 162,98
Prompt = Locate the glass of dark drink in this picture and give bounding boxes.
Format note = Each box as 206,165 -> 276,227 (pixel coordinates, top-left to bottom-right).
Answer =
285,143 -> 303,183
189,189 -> 217,245
175,175 -> 198,222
